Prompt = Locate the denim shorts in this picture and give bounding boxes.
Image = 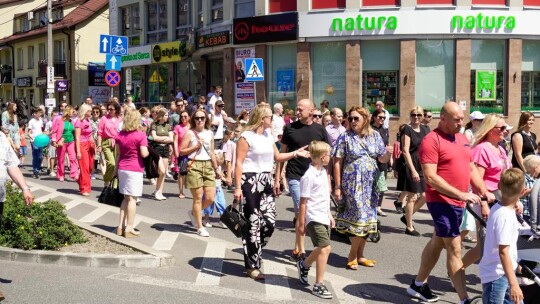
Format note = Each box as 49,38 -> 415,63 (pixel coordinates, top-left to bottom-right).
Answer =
427,202 -> 464,238
288,179 -> 300,214
482,275 -> 523,304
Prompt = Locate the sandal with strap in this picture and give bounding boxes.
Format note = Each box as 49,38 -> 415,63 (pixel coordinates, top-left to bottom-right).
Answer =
247,268 -> 265,280
358,259 -> 376,267
346,260 -> 358,270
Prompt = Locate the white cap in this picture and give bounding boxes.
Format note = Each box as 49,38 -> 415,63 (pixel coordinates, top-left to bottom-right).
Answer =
470,111 -> 485,120
506,124 -> 513,130
225,117 -> 236,124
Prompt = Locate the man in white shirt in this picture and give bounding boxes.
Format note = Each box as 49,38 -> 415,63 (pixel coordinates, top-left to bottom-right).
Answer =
28,107 -> 44,179
272,103 -> 285,148
375,101 -> 390,129
211,99 -> 227,149
208,86 -> 223,114
124,96 -> 136,110
84,96 -> 93,105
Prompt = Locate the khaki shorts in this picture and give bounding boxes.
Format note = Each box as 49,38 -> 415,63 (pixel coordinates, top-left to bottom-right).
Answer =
185,160 -> 216,189
307,221 -> 331,248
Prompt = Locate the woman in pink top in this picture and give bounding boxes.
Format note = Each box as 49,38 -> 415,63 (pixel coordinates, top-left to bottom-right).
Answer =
97,100 -> 121,186
115,109 -> 149,238
50,105 -> 79,182
75,104 -> 95,196
462,113 -> 511,269
173,110 -> 190,198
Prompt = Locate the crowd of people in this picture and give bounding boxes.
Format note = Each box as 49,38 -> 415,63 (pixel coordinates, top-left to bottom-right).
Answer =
2,92 -> 540,302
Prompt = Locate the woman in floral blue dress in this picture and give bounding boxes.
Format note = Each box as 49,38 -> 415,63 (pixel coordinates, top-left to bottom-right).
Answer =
333,106 -> 392,269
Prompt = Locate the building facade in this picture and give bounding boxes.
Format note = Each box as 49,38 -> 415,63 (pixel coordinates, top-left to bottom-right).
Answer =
0,0 -> 109,108
110,0 -> 540,135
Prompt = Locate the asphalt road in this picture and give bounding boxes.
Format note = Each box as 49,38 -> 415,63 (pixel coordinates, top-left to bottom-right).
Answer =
0,162 -> 484,304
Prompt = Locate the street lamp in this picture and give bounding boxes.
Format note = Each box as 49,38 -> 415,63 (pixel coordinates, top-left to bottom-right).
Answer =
47,0 -> 54,99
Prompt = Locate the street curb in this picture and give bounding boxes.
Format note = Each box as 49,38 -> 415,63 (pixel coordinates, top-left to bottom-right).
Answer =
0,218 -> 175,269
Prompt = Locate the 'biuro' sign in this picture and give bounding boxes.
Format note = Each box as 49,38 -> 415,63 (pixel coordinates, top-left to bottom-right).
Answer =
451,14 -> 515,31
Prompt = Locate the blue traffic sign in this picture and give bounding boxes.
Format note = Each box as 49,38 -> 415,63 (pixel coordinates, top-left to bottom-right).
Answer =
245,58 -> 264,81
100,34 -> 129,55
105,70 -> 121,87
106,54 -> 122,71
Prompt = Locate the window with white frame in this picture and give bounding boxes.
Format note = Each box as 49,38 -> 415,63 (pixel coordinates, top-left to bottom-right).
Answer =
38,43 -> 46,62
121,4 -> 141,46
147,0 -> 168,43
27,46 -> 34,69
176,0 -> 191,39
197,0 -> 204,27
235,0 -> 255,18
17,48 -> 23,70
211,0 -> 223,22
54,40 -> 65,61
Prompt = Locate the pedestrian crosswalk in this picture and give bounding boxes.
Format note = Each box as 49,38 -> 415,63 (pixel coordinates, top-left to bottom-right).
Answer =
26,181 -> 420,304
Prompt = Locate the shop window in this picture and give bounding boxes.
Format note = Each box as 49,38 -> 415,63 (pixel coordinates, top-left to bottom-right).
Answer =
522,40 -> 540,111
415,40 -> 455,113
361,40 -> 400,114
471,0 -> 506,5
211,0 -> 223,22
470,40 -> 505,113
417,0 -> 454,4
176,61 -> 199,94
147,0 -> 168,43
268,44 -> 297,110
312,0 -> 346,9
312,42 -> 346,111
269,0 -> 297,13
235,0 -> 255,18
524,0 -> 540,5
363,0 -> 399,6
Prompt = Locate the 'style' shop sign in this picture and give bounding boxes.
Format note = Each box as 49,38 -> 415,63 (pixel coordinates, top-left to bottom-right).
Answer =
233,12 -> 298,45
197,31 -> 230,48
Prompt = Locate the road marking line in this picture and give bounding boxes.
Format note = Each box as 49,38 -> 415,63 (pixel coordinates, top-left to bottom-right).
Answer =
195,242 -> 227,286
34,192 -> 59,203
79,208 -> 109,223
152,231 -> 180,251
64,200 -> 82,210
133,216 -> 142,228
325,271 -> 367,304
263,258 -> 292,300
107,273 -> 315,304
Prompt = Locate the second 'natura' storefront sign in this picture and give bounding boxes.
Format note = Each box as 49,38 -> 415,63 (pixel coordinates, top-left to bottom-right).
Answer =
300,10 -> 536,38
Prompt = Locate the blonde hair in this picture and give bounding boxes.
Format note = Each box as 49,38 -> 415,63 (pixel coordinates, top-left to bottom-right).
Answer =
78,104 -> 92,120
244,104 -> 269,132
473,113 -> 503,146
309,141 -> 331,160
523,155 -> 540,174
215,150 -> 224,165
499,168 -> 525,198
62,106 -> 74,121
410,105 -> 424,116
122,109 -> 142,132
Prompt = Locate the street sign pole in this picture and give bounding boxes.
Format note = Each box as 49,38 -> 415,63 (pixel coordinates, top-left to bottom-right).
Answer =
47,0 -> 53,101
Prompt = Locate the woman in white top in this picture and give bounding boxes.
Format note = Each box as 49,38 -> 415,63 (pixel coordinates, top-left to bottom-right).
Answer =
180,109 -> 220,237
234,104 -> 309,280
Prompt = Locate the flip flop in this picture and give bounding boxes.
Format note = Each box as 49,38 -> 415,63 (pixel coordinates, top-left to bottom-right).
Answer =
346,260 -> 358,270
358,259 -> 376,267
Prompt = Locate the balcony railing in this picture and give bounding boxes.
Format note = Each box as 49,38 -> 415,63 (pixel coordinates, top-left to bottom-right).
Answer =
38,60 -> 67,78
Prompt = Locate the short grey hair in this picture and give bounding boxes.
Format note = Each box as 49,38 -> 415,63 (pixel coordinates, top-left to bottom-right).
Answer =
274,103 -> 283,111
524,155 -> 540,173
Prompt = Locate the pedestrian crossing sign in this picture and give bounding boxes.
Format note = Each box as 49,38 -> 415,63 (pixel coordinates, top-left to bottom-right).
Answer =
245,58 -> 264,81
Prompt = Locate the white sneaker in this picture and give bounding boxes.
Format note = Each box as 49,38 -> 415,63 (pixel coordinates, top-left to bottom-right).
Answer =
187,210 -> 196,228
218,221 -> 228,229
166,171 -> 172,178
150,178 -> 156,185
50,171 -> 56,177
197,228 -> 210,237
154,191 -> 166,201
91,174 -> 96,180
203,221 -> 213,228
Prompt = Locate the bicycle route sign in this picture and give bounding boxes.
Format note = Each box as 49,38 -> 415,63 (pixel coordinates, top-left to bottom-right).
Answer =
105,70 -> 121,87
100,34 -> 128,71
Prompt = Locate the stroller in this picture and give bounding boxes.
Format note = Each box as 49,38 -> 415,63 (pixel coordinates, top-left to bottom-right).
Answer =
466,202 -> 540,304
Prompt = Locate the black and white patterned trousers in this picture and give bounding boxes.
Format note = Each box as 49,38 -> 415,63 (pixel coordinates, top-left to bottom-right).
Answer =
240,172 -> 276,270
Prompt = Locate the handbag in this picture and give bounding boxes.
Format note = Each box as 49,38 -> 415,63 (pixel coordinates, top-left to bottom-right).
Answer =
220,199 -> 249,238
143,145 -> 160,179
97,177 -> 124,207
179,130 -> 206,176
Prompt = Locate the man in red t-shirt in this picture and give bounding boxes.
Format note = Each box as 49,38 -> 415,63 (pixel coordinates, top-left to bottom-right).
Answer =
406,102 -> 494,304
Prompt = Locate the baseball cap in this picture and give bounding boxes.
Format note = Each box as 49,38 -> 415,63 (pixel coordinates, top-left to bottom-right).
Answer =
216,100 -> 225,106
470,111 -> 485,121
225,117 -> 236,124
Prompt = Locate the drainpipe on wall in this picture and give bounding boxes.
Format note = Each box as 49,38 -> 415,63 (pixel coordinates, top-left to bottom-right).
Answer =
7,44 -> 14,102
62,28 -> 72,104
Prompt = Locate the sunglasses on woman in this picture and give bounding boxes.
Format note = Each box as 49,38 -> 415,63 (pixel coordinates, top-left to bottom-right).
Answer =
493,125 -> 507,131
411,113 -> 423,118
194,116 -> 206,121
348,116 -> 361,122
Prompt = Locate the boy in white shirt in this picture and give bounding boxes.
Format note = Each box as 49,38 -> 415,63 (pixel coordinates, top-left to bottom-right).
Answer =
479,168 -> 525,304
28,107 -> 44,178
296,141 -> 334,299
